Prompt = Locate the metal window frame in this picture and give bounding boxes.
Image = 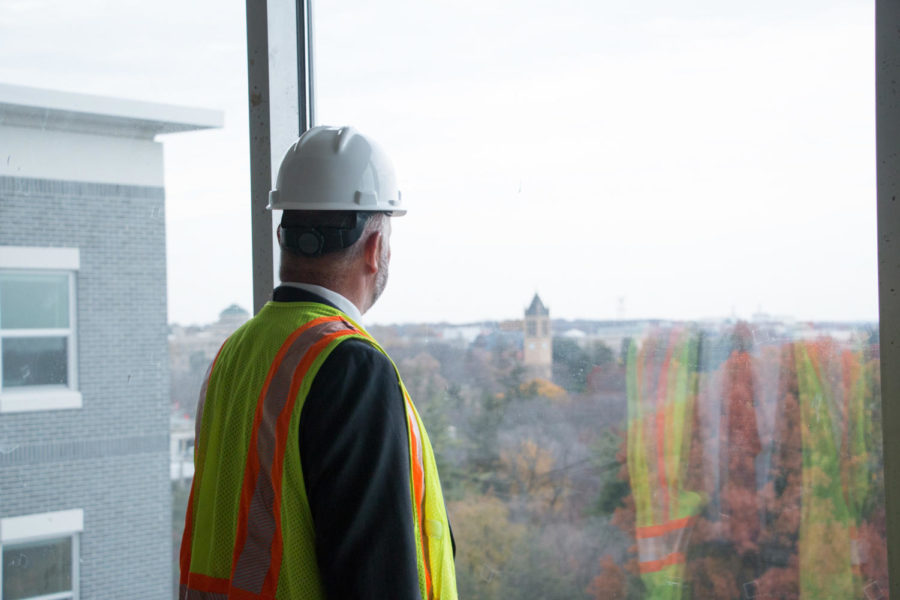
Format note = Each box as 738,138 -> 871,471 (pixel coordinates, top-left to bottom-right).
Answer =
877,1 -> 900,597
249,0 -> 900,594
246,0 -> 315,315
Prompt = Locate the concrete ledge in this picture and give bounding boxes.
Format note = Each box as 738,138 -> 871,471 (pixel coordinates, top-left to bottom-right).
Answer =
0,389 -> 82,413
1,508 -> 84,543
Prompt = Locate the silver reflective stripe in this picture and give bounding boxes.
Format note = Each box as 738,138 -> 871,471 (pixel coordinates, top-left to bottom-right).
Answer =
637,535 -> 669,563
231,318 -> 355,594
636,522 -> 692,563
179,584 -> 228,600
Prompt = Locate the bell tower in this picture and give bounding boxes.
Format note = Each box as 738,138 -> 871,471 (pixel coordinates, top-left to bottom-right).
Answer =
523,293 -> 552,379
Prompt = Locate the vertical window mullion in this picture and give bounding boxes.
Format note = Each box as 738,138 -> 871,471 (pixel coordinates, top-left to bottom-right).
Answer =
876,1 -> 900,596
71,533 -> 79,600
67,272 -> 76,392
247,0 -> 316,315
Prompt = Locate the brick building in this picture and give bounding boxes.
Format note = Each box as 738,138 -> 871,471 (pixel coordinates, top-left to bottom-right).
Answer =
0,83 -> 220,599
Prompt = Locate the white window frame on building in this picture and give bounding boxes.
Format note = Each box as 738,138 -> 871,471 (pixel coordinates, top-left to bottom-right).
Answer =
0,246 -> 81,413
0,509 -> 83,600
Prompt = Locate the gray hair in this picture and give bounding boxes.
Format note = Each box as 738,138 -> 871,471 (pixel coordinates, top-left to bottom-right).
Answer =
279,212 -> 387,286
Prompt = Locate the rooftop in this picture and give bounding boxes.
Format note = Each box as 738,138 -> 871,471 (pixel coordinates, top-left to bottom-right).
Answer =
0,83 -> 223,139
525,293 -> 549,316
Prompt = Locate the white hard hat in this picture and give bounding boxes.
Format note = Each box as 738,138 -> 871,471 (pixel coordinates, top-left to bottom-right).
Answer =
268,125 -> 405,215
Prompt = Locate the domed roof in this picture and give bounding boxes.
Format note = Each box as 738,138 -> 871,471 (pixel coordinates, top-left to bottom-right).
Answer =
219,304 -> 249,319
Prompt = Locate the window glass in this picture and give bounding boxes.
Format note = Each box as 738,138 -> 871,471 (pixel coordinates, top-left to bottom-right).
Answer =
1,1 -> 889,599
2,537 -> 73,600
316,2 -> 886,598
1,337 -> 68,388
0,273 -> 69,329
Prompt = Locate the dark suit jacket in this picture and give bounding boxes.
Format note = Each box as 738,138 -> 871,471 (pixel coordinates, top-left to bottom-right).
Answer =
274,285 -> 427,599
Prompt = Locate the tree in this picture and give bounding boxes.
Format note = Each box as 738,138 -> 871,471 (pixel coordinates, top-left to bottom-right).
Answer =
718,323 -> 762,554
448,494 -> 526,600
587,556 -> 627,600
684,324 -> 763,599
553,337 -> 593,393
590,327 -> 889,599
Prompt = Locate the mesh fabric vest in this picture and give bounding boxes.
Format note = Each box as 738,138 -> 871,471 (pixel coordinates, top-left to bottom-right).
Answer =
179,301 -> 458,599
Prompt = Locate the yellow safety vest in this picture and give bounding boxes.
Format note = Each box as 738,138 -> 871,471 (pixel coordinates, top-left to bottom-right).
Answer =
179,301 -> 457,599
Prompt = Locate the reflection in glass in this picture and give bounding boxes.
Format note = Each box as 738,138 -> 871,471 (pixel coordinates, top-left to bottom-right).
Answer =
376,319 -> 887,598
266,0 -> 301,167
2,537 -> 73,600
2,337 -> 68,388
0,273 -> 69,330
598,324 -> 885,598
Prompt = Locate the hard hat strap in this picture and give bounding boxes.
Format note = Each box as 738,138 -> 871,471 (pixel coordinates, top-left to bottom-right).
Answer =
280,212 -> 373,258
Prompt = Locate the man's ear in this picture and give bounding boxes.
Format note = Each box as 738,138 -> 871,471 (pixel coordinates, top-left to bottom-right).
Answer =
363,230 -> 382,274
276,225 -> 283,245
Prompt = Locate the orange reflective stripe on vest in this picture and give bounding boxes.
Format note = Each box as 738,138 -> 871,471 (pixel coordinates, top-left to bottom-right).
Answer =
404,388 -> 433,599
636,516 -> 694,574
181,315 -> 356,599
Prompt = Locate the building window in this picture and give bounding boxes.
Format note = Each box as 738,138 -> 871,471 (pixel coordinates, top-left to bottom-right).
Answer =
1,509 -> 82,600
0,247 -> 81,412
526,321 -> 537,337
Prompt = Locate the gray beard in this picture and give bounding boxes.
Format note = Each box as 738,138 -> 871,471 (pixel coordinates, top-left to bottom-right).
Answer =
370,244 -> 390,307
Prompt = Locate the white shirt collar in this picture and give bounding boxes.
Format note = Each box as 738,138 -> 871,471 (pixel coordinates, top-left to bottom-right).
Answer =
277,282 -> 363,323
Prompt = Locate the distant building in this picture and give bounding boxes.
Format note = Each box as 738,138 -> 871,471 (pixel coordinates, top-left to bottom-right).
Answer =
169,303 -> 249,425
438,325 -> 485,346
169,303 -> 251,364
171,413 -> 196,482
0,83 -> 221,599
523,293 -> 552,379
217,303 -> 251,330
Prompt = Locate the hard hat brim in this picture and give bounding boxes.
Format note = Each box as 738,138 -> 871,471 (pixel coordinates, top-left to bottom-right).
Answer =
267,192 -> 406,216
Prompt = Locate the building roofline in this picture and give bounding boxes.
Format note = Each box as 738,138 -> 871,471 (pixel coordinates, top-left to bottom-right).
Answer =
0,83 -> 223,139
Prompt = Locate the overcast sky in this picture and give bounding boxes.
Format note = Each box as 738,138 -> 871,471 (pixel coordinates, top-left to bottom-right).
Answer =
0,0 -> 877,326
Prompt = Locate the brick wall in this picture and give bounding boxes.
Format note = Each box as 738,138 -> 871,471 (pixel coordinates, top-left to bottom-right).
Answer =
0,175 -> 171,599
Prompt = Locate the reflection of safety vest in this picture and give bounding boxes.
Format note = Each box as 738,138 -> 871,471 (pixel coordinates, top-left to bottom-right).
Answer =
626,333 -> 703,600
795,343 -> 854,600
635,515 -> 695,575
179,302 -> 457,599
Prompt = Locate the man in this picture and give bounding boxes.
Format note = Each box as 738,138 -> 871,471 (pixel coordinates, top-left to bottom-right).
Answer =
179,126 -> 457,599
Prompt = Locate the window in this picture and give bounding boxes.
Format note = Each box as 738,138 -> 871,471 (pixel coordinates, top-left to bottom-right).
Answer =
0,247 -> 80,412
0,510 -> 82,600
308,2 -> 892,597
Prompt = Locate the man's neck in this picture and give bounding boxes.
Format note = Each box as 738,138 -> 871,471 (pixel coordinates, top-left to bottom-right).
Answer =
277,281 -> 364,323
